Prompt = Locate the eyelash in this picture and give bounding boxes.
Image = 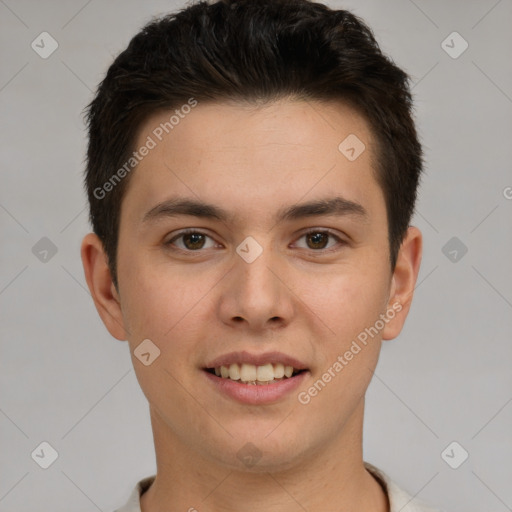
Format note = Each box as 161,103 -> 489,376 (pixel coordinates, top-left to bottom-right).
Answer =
165,228 -> 346,254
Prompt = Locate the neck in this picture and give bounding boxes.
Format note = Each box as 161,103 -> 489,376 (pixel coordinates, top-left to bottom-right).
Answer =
141,400 -> 388,512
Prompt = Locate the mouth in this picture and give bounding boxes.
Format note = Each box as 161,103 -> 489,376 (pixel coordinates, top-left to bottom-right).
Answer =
204,363 -> 307,385
202,351 -> 309,404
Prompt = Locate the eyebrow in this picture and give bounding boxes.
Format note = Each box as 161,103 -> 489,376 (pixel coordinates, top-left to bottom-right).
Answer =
142,196 -> 368,224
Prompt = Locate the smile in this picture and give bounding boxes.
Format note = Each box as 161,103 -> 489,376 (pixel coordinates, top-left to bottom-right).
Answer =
206,363 -> 304,385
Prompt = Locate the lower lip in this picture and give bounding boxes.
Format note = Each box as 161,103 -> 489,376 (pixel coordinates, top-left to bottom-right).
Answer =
203,370 -> 309,405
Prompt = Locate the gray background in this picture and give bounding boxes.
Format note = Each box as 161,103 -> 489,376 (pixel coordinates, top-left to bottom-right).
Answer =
1,0 -> 511,511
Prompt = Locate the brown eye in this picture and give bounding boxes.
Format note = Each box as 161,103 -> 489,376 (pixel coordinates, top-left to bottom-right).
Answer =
294,229 -> 343,252
166,231 -> 217,251
306,232 -> 329,249
182,233 -> 206,250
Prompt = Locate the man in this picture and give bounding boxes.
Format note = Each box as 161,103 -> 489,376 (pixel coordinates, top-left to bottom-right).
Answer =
81,1 -> 440,510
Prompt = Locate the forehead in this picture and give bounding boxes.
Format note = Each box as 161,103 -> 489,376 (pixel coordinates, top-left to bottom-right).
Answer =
121,98 -> 383,226
142,98 -> 373,160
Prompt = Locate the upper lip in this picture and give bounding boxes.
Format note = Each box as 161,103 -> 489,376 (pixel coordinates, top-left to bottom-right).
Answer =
205,351 -> 308,370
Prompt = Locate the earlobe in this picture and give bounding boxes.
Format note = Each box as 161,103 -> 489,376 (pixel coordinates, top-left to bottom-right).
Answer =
382,226 -> 422,341
81,232 -> 127,341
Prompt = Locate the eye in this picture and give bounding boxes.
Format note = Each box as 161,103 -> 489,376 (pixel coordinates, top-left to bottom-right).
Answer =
293,229 -> 344,251
165,230 -> 218,251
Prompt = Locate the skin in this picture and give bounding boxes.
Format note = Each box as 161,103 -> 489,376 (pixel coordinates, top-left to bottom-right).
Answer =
81,98 -> 422,512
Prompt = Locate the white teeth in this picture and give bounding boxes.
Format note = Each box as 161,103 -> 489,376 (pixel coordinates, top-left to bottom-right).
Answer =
240,363 -> 257,382
273,363 -> 285,378
256,363 -> 274,382
228,363 -> 241,380
211,363 -> 302,383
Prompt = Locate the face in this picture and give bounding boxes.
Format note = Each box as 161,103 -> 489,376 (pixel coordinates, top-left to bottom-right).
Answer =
83,98 -> 421,473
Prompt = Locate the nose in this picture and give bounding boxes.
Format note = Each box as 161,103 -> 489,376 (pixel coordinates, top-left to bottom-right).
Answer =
217,238 -> 295,332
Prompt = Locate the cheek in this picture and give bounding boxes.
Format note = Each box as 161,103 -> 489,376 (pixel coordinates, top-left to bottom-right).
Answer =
301,262 -> 391,344
294,268 -> 389,428
119,259 -> 211,410
118,251 -> 222,353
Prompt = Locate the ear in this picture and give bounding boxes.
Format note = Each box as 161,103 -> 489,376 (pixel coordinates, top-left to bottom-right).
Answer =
81,232 -> 127,341
382,226 -> 422,340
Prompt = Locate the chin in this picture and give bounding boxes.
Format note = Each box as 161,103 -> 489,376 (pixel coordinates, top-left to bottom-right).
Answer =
203,432 -> 312,474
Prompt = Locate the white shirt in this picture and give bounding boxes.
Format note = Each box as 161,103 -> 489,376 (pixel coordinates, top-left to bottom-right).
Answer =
113,463 -> 442,511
